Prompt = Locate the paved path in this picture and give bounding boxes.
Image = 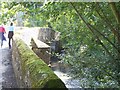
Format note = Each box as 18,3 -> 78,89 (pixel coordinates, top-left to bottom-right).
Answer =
0,39 -> 18,89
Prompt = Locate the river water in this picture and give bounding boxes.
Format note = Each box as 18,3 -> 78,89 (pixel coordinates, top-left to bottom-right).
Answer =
50,59 -> 82,89
54,70 -> 81,89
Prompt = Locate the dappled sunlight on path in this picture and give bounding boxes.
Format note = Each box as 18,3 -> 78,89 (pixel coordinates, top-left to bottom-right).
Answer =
0,38 -> 18,88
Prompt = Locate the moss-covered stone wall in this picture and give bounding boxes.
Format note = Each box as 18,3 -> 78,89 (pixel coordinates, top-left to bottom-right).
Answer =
12,38 -> 67,89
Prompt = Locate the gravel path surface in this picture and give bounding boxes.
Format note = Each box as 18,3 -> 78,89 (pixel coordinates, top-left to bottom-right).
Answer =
0,39 -> 18,89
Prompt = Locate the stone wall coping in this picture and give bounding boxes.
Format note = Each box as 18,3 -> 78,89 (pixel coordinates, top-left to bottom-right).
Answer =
32,37 -> 50,48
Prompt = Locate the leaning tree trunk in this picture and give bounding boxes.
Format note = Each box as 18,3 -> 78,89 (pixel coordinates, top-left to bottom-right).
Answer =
109,2 -> 120,86
109,2 -> 120,54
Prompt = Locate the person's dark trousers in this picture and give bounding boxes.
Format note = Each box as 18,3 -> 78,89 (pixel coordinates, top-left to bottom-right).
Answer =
8,31 -> 13,49
8,38 -> 11,49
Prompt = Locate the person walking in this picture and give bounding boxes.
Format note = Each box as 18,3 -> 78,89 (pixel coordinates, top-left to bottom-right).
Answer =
0,24 -> 6,47
8,22 -> 14,49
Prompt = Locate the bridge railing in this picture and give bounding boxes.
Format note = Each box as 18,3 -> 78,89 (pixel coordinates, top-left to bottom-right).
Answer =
12,37 -> 67,89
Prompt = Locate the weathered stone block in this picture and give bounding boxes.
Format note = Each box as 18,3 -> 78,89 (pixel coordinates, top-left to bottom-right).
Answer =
30,38 -> 50,65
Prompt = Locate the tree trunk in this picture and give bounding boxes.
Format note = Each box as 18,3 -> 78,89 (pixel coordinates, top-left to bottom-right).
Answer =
109,2 -> 120,86
109,2 -> 120,58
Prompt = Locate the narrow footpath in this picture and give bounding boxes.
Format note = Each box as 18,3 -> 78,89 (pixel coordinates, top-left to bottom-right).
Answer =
0,40 -> 18,89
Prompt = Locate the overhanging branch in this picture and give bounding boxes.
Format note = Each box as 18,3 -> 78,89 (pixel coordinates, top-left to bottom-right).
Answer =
69,2 -> 114,59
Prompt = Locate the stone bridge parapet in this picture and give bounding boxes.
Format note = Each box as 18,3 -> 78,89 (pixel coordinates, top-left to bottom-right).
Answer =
12,37 -> 67,89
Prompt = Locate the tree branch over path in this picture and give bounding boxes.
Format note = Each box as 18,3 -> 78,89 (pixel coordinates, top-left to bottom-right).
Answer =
109,2 -> 120,58
88,23 -> 120,54
109,2 -> 120,24
69,2 -> 114,59
96,3 -> 120,40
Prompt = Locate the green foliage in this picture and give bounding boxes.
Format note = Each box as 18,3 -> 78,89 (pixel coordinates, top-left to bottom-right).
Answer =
2,1 -> 120,88
38,2 -> 120,88
0,2 -> 43,26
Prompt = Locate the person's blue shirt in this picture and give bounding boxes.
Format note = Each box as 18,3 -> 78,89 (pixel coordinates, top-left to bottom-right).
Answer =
8,26 -> 14,31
